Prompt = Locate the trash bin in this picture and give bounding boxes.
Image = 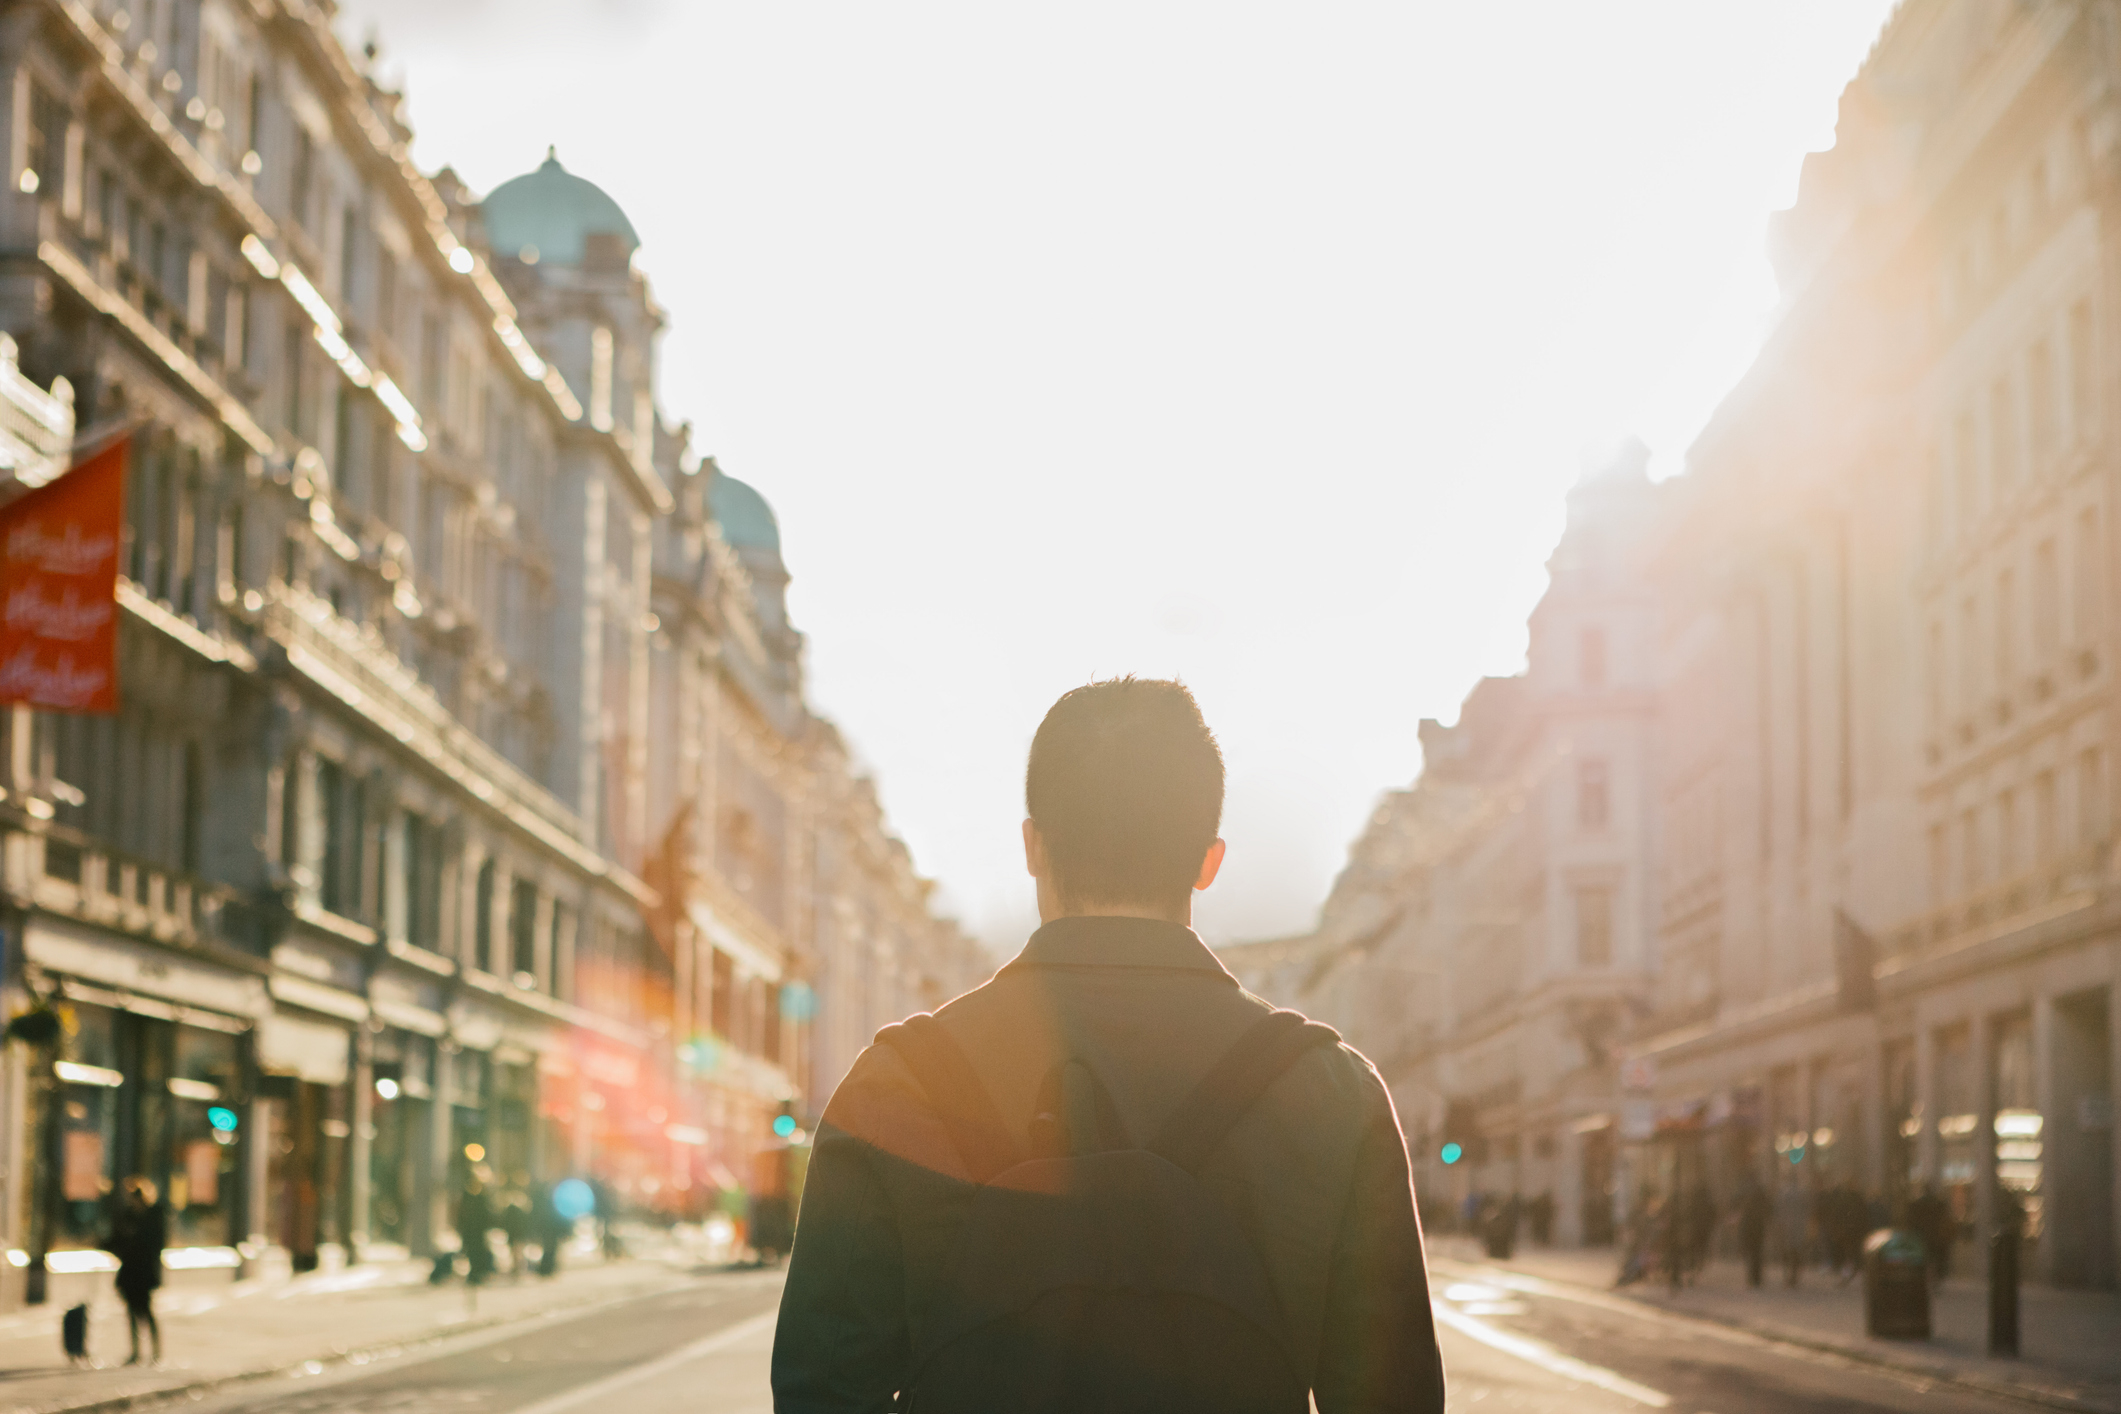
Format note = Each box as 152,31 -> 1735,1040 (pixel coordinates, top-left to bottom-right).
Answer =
1862,1228 -> 1931,1339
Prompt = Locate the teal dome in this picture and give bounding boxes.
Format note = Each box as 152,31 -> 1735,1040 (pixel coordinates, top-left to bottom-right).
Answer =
482,150 -> 640,267
711,470 -> 780,553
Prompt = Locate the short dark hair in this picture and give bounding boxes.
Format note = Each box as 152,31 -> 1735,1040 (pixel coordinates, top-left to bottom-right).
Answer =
1025,677 -> 1225,910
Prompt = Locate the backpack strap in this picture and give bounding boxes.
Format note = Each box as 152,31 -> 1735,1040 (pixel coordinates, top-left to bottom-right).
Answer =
875,1013 -> 1023,1182
1150,1009 -> 1341,1174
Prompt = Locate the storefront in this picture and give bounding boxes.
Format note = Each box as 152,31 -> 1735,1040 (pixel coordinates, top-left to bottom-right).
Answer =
254,1012 -> 353,1271
23,921 -> 268,1271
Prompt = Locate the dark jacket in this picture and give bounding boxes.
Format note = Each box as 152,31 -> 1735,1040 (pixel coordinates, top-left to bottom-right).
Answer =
108,1202 -> 165,1299
771,916 -> 1446,1413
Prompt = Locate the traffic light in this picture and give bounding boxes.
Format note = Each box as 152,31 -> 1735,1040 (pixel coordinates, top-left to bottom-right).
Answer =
771,1100 -> 798,1140
1440,1100 -> 1485,1166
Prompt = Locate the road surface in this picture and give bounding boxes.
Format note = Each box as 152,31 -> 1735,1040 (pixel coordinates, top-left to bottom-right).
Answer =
178,1264 -> 2050,1414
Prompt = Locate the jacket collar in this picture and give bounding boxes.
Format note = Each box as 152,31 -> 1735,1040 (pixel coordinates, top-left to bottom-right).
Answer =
1005,915 -> 1237,978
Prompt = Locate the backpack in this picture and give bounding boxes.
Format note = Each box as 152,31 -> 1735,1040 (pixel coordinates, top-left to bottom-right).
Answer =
877,1006 -> 1341,1414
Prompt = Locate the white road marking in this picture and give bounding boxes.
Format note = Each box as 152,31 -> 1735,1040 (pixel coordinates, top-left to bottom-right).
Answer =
503,1310 -> 779,1414
1444,1282 -> 1508,1303
1432,1302 -> 1672,1408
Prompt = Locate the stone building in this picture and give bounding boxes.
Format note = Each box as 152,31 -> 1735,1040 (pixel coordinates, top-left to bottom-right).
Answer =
1628,0 -> 2119,1290
0,0 -> 977,1306
1264,2 -> 2121,1288
1241,449 -> 1663,1247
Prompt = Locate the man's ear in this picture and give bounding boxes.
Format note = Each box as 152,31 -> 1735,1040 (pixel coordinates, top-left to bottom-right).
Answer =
1023,818 -> 1045,879
1194,838 -> 1227,891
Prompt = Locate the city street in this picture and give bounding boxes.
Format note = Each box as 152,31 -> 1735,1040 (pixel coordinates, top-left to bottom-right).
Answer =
81,1262 -> 2095,1414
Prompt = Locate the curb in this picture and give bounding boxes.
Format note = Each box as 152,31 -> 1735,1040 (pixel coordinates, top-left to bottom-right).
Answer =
1430,1256 -> 2121,1414
19,1273 -> 704,1414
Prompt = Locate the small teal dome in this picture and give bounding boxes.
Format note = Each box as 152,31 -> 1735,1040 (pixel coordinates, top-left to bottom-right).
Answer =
711,469 -> 780,553
482,150 -> 640,266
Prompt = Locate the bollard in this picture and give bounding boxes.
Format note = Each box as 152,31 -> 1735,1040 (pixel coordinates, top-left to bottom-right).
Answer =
1987,1222 -> 2020,1357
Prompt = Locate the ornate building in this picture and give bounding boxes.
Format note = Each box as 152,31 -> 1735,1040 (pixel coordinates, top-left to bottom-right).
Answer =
0,0 -> 979,1307
1258,2 -> 2121,1289
1238,448 -> 1663,1246
1630,0 -> 2118,1290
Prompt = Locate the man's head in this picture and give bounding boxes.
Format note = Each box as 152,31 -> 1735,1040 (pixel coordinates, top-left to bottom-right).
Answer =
1023,677 -> 1226,921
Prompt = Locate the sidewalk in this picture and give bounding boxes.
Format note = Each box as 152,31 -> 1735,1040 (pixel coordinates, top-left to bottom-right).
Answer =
0,1234 -> 723,1414
1428,1234 -> 2121,1414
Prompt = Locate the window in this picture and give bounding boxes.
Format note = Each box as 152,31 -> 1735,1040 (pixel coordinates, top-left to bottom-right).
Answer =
1575,885 -> 1613,967
710,948 -> 734,1039
1959,596 -> 1980,717
1578,759 -> 1610,830
402,812 -> 443,951
1991,376 -> 2017,493
1581,627 -> 1607,688
2070,299 -> 2096,446
318,758 -> 364,919
376,249 -> 397,341
474,856 -> 497,971
245,72 -> 262,162
1953,408 -> 1978,532
1961,807 -> 1981,891
24,83 -> 65,197
1998,789 -> 2019,880
2029,339 -> 2056,470
2034,539 -> 2061,664
1929,823 -> 1949,905
284,320 -> 307,438
2075,508 -> 2104,656
1927,620 -> 1946,733
290,126 -> 314,231
510,878 -> 539,984
590,325 -> 614,431
1996,568 -> 2017,696
2079,747 -> 2106,849
2035,770 -> 2057,862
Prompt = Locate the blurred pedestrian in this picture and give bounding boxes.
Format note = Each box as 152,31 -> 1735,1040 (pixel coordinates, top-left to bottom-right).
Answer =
499,1175 -> 532,1280
1681,1182 -> 1717,1281
105,1176 -> 163,1366
1738,1173 -> 1771,1288
1528,1190 -> 1555,1247
458,1176 -> 495,1284
1908,1183 -> 1952,1286
1775,1176 -> 1811,1287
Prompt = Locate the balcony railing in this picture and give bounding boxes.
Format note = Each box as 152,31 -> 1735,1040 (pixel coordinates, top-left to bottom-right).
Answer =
29,825 -> 277,958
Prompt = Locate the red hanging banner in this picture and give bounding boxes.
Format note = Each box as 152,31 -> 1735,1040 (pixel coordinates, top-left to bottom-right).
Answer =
0,436 -> 128,713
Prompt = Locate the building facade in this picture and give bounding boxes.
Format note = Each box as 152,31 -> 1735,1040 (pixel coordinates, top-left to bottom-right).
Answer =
1235,449 -> 1663,1247
0,0 -> 980,1306
1252,1 -> 2121,1290
1630,0 -> 2119,1290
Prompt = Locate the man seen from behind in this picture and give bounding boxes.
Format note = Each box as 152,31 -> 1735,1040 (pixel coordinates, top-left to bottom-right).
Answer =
772,677 -> 1447,1413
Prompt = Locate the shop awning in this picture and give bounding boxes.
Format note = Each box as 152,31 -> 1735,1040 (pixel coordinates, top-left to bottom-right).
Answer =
27,919 -> 268,1021
257,1012 -> 351,1086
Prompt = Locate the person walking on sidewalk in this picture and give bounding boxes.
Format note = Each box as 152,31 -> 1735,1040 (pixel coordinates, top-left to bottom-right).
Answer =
1775,1175 -> 1811,1288
1738,1173 -> 1771,1288
105,1177 -> 164,1366
772,678 -> 1448,1414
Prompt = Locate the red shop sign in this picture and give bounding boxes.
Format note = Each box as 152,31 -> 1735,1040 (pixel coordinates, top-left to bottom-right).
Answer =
0,436 -> 127,713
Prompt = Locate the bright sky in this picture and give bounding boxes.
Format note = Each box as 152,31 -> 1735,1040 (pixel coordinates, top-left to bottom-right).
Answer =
335,1 -> 1897,951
